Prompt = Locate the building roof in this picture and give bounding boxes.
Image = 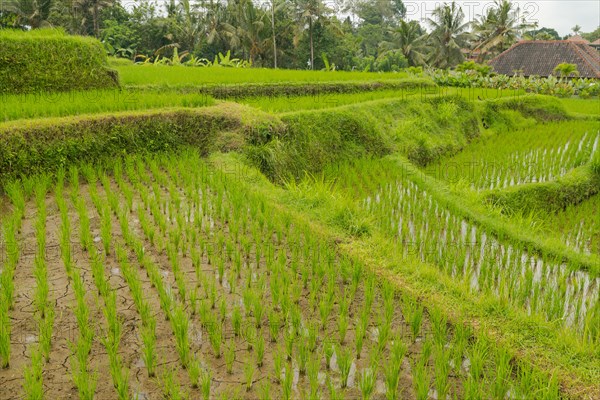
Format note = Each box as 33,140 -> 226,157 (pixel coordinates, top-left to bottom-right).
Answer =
567,35 -> 590,44
488,40 -> 600,78
592,39 -> 600,45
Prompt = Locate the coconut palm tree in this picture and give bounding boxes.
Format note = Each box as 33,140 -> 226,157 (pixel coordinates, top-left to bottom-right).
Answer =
5,0 -> 53,28
201,0 -> 236,52
426,1 -> 471,69
176,0 -> 202,53
73,0 -> 113,37
380,19 -> 427,66
293,0 -> 327,69
235,0 -> 269,64
472,0 -> 536,61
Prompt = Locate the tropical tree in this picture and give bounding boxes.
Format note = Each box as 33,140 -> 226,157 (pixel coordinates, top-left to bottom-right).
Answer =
175,0 -> 202,52
233,0 -> 268,64
554,63 -> 579,78
293,0 -> 328,69
426,1 -> 471,68
266,0 -> 290,68
472,0 -> 536,61
380,20 -> 426,66
200,0 -> 236,55
73,0 -> 113,37
523,27 -> 560,41
4,0 -> 53,28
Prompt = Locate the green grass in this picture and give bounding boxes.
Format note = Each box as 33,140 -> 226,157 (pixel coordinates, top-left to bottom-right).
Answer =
117,65 -> 411,86
559,97 -> 600,116
0,90 -> 213,122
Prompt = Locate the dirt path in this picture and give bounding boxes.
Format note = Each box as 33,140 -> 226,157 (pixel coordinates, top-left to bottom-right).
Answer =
41,199 -> 78,399
0,202 -> 40,400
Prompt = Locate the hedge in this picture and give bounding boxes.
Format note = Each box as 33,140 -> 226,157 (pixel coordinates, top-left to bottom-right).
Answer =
0,29 -> 119,94
0,103 -> 282,186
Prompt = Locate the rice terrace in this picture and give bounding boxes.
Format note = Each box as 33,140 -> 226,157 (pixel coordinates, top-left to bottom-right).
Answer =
0,2 -> 599,399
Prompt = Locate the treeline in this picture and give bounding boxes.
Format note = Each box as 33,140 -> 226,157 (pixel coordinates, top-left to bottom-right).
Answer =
1,0 -> 599,71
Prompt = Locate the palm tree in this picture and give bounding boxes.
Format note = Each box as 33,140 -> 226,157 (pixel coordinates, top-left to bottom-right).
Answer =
267,0 -> 290,68
176,0 -> 201,52
5,0 -> 53,28
73,0 -> 113,37
381,20 -> 427,66
554,63 -> 579,79
426,1 -> 471,69
236,0 -> 268,64
200,0 -> 236,52
472,0 -> 536,61
293,0 -> 326,69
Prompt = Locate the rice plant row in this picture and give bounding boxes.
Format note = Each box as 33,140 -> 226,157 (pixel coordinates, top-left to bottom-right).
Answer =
55,170 -> 97,399
22,176 -> 55,400
427,121 -> 599,190
0,181 -> 26,369
90,150 -> 560,398
0,90 -> 213,123
539,194 -> 600,256
331,158 -> 599,344
69,167 -> 130,399
0,150 -> 565,398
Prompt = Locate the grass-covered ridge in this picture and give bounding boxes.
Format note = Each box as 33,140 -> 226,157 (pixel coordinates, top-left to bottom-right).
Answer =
0,29 -> 118,94
247,95 -> 480,182
484,164 -> 600,214
0,103 -> 281,185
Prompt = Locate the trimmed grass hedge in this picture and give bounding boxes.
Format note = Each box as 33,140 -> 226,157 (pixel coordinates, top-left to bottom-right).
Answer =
0,103 -> 281,185
0,29 -> 118,94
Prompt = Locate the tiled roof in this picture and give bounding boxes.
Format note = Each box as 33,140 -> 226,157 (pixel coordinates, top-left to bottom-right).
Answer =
488,40 -> 600,78
567,35 -> 590,44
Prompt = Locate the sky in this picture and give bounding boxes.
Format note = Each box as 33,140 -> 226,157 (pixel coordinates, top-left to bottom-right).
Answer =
398,0 -> 600,36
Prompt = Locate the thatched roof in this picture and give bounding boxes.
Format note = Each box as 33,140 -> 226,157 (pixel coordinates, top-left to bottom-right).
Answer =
488,40 -> 600,78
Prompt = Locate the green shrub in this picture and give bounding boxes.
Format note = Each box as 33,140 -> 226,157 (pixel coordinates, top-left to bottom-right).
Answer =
0,29 -> 119,94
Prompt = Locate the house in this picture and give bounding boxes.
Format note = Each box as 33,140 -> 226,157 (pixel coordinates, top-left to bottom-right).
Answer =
591,39 -> 600,51
488,39 -> 600,78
